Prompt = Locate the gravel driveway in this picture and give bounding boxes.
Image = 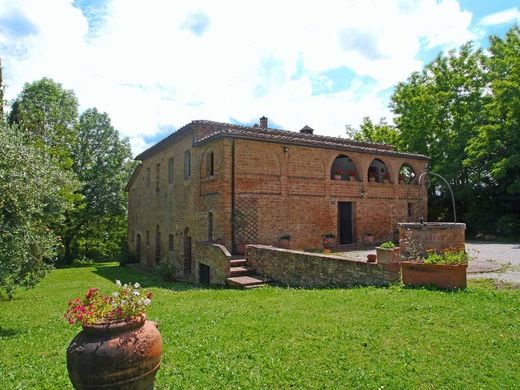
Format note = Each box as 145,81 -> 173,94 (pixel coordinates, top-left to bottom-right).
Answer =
466,241 -> 520,285
337,241 -> 520,286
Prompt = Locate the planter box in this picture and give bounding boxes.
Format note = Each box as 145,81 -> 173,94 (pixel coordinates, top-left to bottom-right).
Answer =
334,175 -> 342,180
401,262 -> 467,289
376,247 -> 400,264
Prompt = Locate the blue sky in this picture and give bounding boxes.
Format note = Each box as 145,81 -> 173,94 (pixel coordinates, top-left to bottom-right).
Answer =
0,0 -> 518,155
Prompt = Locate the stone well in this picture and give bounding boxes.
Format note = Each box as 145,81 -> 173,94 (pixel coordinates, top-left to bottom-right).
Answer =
398,222 -> 466,258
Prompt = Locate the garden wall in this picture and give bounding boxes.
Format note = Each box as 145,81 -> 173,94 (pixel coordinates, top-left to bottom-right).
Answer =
398,222 -> 466,257
246,245 -> 400,287
194,242 -> 231,285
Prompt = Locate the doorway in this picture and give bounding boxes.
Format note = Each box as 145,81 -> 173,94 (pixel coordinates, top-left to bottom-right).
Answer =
338,202 -> 353,244
136,234 -> 141,262
199,263 -> 210,285
183,228 -> 192,275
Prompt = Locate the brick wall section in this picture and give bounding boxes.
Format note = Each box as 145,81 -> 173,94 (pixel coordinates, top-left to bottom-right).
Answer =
246,245 -> 400,287
193,242 -> 231,285
398,223 -> 466,257
234,139 -> 428,249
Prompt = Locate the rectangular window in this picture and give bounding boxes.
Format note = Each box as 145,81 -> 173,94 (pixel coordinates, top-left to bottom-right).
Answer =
184,150 -> 191,179
146,167 -> 151,187
207,151 -> 214,176
208,212 -> 214,241
146,230 -> 150,245
407,202 -> 413,217
168,157 -> 174,184
155,163 -> 160,192
169,234 -> 174,251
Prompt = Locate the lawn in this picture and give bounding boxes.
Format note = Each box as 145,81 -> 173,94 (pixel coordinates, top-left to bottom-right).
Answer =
1,263 -> 519,389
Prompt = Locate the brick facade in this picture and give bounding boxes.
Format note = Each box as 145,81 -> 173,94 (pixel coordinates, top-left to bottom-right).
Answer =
127,120 -> 428,278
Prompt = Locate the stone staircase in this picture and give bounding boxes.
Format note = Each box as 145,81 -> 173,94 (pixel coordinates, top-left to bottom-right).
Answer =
226,256 -> 270,289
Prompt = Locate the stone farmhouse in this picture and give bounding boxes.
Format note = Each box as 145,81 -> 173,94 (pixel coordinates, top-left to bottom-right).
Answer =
126,117 -> 428,286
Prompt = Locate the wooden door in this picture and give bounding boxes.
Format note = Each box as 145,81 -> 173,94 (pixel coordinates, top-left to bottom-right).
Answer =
338,202 -> 353,245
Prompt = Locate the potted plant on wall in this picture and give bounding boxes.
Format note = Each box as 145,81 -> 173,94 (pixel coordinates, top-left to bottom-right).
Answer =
321,233 -> 336,250
347,170 -> 357,181
65,281 -> 162,389
279,234 -> 291,249
382,172 -> 390,184
363,232 -> 375,245
333,170 -> 342,180
401,249 -> 468,289
376,241 -> 400,264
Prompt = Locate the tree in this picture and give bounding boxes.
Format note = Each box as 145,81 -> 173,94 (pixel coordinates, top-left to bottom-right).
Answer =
349,117 -> 400,146
0,123 -> 78,299
64,108 -> 135,261
390,42 -> 488,223
8,78 -> 79,169
465,27 -> 520,235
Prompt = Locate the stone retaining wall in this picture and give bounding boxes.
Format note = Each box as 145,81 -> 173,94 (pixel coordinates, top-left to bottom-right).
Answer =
194,242 -> 231,285
246,245 -> 400,287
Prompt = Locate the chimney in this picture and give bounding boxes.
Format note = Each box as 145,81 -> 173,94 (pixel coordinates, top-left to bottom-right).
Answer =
259,116 -> 268,129
300,125 -> 314,135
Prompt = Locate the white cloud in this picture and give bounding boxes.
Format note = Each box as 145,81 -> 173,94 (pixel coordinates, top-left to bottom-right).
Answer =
1,0 -> 475,156
480,8 -> 519,26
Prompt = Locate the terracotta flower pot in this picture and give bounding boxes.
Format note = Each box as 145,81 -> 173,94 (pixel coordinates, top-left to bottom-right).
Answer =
67,315 -> 162,390
401,261 -> 467,289
367,254 -> 377,262
322,237 -> 335,250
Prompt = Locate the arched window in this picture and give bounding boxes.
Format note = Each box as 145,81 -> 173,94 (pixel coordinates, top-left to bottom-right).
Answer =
368,158 -> 390,183
399,164 -> 416,184
330,155 -> 359,181
155,225 -> 161,264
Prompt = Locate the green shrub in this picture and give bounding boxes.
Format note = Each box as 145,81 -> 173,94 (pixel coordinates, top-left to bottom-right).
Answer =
380,241 -> 395,249
156,259 -> 176,281
71,257 -> 94,267
423,250 -> 468,265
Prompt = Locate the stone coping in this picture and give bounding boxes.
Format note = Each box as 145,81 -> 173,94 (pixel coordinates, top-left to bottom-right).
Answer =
398,222 -> 466,230
248,245 -> 369,264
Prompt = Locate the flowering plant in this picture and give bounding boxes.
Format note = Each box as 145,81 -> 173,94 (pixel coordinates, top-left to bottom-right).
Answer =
65,280 -> 153,326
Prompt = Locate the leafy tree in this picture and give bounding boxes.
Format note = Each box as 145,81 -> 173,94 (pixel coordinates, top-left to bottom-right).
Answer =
390,42 -> 488,222
64,108 -> 135,261
465,27 -> 520,234
8,78 -> 79,169
0,124 -> 78,299
350,117 -> 400,146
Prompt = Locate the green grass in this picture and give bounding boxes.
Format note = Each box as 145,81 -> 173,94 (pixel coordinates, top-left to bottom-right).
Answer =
1,264 -> 519,389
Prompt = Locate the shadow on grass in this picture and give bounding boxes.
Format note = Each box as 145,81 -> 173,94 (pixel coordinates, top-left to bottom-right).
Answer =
0,326 -> 19,338
92,263 -> 226,292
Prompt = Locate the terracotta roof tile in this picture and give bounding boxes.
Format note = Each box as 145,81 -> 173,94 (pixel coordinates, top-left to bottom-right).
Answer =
135,120 -> 428,161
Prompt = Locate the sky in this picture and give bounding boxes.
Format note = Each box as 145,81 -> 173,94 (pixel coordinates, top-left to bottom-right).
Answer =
0,0 -> 518,156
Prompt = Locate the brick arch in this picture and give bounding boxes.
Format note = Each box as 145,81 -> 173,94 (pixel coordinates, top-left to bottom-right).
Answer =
329,154 -> 360,180
368,158 -> 392,183
326,153 -> 362,179
199,145 -> 218,178
288,149 -> 324,178
399,163 -> 417,184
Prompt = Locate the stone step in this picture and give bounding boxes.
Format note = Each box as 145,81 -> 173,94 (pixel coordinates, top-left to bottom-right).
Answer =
229,266 -> 252,277
226,275 -> 270,289
230,259 -> 247,267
